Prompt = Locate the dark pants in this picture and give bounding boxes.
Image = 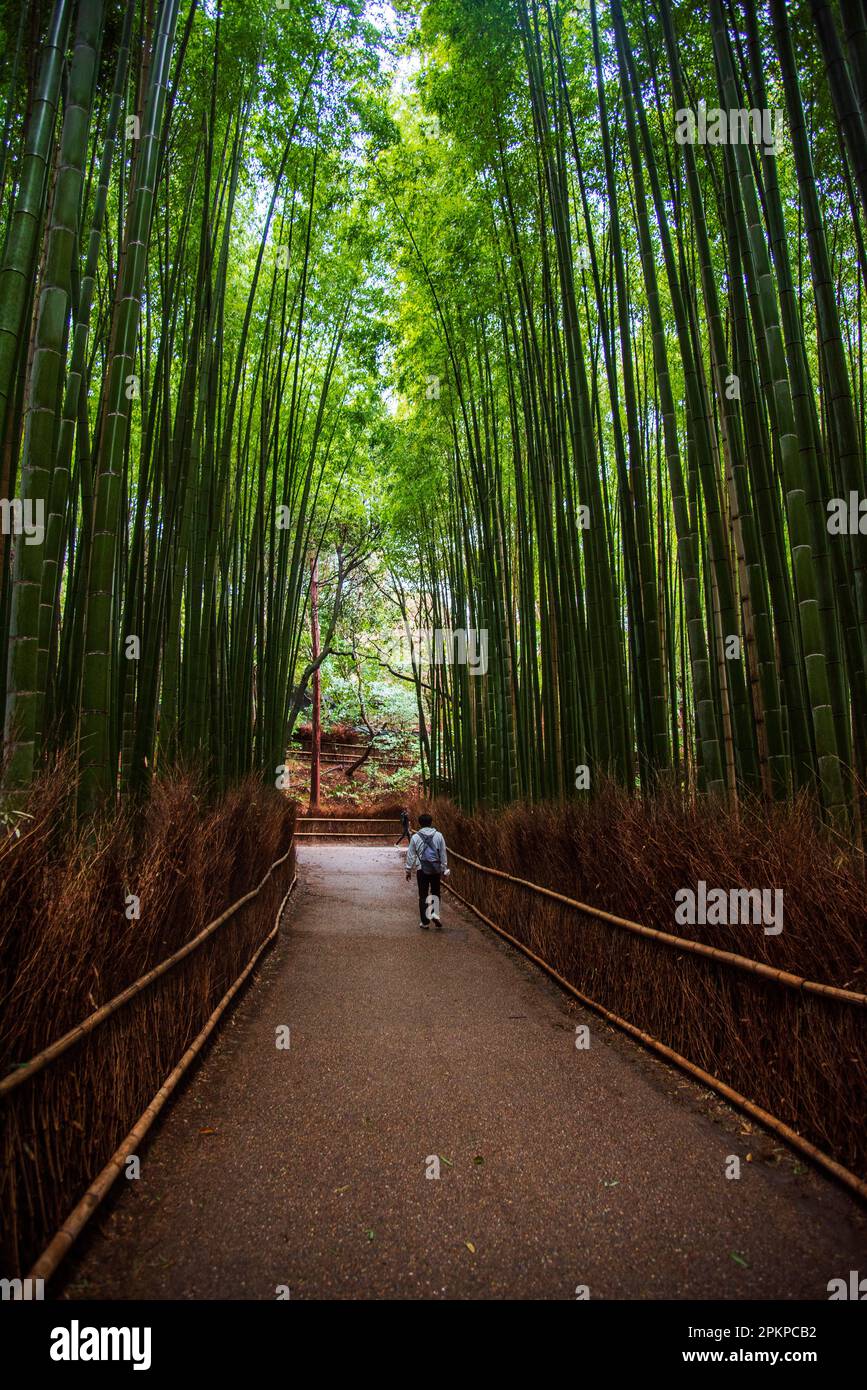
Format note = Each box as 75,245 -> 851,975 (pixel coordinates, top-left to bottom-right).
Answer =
395,827 -> 411,844
417,870 -> 441,925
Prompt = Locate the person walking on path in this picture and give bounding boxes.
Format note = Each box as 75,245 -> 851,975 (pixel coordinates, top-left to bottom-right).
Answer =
395,807 -> 411,845
405,813 -> 448,930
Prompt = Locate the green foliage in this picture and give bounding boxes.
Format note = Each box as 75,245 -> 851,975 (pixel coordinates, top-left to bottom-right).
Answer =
1,0 -> 865,838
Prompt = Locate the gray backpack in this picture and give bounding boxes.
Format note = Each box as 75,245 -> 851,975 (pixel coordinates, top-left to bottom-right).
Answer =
416,828 -> 440,873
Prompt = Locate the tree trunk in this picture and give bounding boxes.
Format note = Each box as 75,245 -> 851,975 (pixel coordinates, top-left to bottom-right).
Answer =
309,556 -> 321,810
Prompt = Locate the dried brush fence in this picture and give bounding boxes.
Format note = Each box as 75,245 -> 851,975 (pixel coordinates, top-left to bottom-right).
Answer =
428,792 -> 867,1193
0,772 -> 297,1278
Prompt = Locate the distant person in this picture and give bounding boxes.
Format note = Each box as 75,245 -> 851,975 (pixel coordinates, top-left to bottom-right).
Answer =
395,807 -> 411,845
405,812 -> 449,930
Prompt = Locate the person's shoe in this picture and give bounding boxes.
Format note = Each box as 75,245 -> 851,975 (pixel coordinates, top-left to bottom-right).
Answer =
431,912 -> 442,930
419,921 -> 430,930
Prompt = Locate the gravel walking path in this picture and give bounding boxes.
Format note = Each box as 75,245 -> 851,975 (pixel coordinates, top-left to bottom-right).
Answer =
60,844 -> 866,1300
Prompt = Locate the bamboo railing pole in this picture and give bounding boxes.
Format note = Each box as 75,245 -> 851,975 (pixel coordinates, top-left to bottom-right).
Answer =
447,851 -> 867,1007
28,874 -> 298,1284
0,842 -> 296,1098
444,879 -> 867,1204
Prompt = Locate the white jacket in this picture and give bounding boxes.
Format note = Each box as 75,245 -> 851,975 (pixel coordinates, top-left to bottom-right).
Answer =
405,827 -> 448,874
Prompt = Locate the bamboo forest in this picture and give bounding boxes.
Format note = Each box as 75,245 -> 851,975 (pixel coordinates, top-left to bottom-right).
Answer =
2,0 -> 867,1323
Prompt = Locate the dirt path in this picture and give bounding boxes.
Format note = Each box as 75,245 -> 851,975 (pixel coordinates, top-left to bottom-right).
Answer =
61,844 -> 866,1300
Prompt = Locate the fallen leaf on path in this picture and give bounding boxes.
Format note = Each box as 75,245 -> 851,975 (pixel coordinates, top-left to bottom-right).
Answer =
334,1185 -> 350,1194
366,1230 -> 375,1242
439,1155 -> 453,1167
730,1251 -> 749,1268
198,1127 -> 217,1135
465,1241 -> 476,1254
473,1155 -> 484,1165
